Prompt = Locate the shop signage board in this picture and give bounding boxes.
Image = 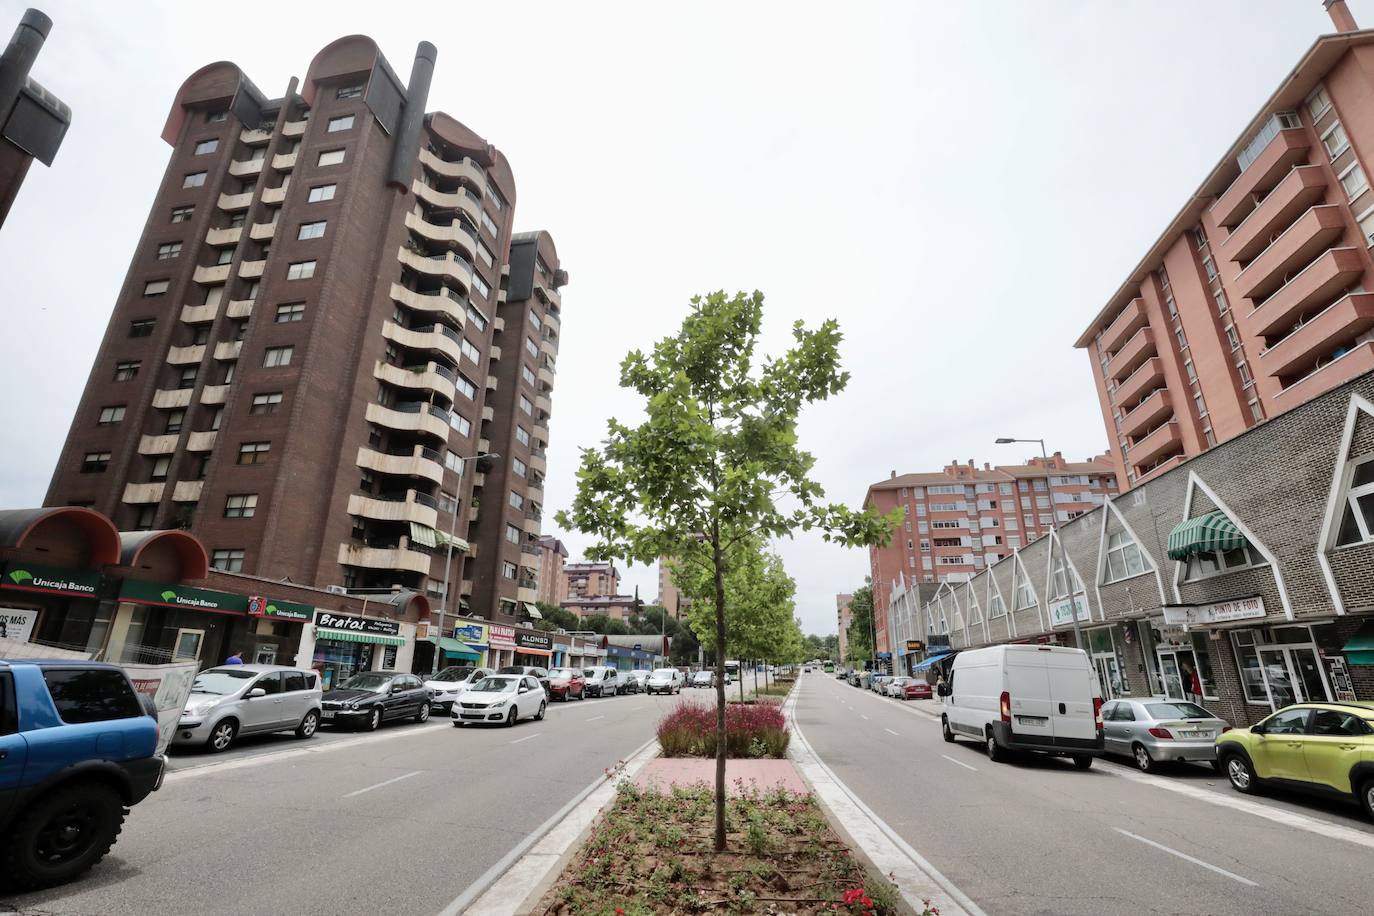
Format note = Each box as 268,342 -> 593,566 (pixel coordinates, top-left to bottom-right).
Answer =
1162,597 -> 1265,628
453,623 -> 486,643
905,640 -> 925,652
314,610 -> 400,637
2,563 -> 101,599
1328,655 -> 1357,702
0,607 -> 40,642
120,579 -> 247,613
1049,595 -> 1090,626
489,624 -> 517,648
516,631 -> 552,651
262,599 -> 311,622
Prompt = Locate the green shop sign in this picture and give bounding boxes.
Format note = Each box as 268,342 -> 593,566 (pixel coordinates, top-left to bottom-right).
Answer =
120,579 -> 248,614
2,563 -> 102,599
253,597 -> 313,622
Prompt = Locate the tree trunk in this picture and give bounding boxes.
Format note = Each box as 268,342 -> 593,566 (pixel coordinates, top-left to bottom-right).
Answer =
753,661 -> 759,695
711,520 -> 728,853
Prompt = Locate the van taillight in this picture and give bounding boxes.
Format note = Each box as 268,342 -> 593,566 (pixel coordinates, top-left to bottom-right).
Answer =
1093,697 -> 1104,731
999,691 -> 1011,723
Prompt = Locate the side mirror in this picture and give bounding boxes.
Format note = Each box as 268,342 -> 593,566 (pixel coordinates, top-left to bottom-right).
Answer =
519,686 -> 530,694
391,684 -> 405,694
1251,725 -> 1266,736
246,687 -> 267,699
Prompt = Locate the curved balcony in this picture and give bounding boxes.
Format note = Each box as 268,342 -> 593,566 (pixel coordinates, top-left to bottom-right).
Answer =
346,491 -> 439,528
138,434 -> 178,455
186,431 -> 217,452
517,586 -> 539,604
218,191 -> 253,211
194,264 -> 231,285
540,336 -> 558,358
534,393 -> 551,415
397,247 -> 473,294
1260,293 -> 1374,379
418,148 -> 486,187
226,299 -> 254,319
382,320 -> 463,365
528,450 -> 547,474
200,384 -> 229,405
534,278 -> 561,308
271,151 -> 297,170
214,340 -> 242,361
542,309 -> 560,335
167,344 -> 205,365
403,210 -> 478,261
365,401 -> 450,440
481,405 -> 494,422
228,157 -> 264,177
389,282 -> 467,328
1213,127 -> 1311,228
1119,389 -> 1173,439
250,221 -> 276,241
411,179 -> 481,223
206,226 -> 242,247
239,259 -> 265,279
522,515 -> 542,535
537,365 -> 555,388
526,484 -> 544,504
239,128 -> 271,145
1113,357 -> 1163,406
172,480 -> 203,503
122,482 -> 165,505
152,388 -> 192,409
180,303 -> 218,324
532,423 -> 550,444
337,541 -> 433,576
485,375 -> 498,391
356,445 -> 445,485
261,185 -> 287,204
1246,247 -> 1364,337
1105,327 -> 1156,382
282,119 -> 306,137
373,359 -> 457,402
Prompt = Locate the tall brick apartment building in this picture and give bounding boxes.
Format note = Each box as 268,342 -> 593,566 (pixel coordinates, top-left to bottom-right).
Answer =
865,454 -> 1117,655
1077,4 -> 1374,489
43,35 -> 565,628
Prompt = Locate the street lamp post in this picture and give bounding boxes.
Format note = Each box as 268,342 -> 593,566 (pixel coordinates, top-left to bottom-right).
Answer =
994,436 -> 1085,651
433,452 -> 499,675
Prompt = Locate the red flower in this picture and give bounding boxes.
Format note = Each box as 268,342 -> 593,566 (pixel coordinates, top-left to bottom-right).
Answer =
861,897 -> 873,908
615,909 -> 625,915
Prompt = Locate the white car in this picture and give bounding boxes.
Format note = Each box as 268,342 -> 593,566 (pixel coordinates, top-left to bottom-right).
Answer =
425,665 -> 493,712
883,676 -> 910,698
583,666 -> 624,698
451,674 -> 547,727
646,668 -> 682,695
691,670 -> 715,688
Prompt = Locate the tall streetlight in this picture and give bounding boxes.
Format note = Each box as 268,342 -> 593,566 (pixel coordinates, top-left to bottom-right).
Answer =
993,436 -> 1085,650
433,451 -> 499,674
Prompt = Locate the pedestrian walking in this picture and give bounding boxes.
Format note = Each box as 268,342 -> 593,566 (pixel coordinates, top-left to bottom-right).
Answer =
224,651 -> 244,665
1182,661 -> 1201,704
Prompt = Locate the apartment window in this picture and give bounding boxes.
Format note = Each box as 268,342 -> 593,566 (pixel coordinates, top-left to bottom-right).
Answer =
1359,206 -> 1374,247
224,494 -> 257,518
275,302 -> 305,322
143,280 -> 169,296
438,491 -> 458,514
211,549 -> 245,572
1005,517 -> 1019,530
1184,359 -> 1197,382
317,149 -> 346,167
519,395 -> 533,415
190,324 -> 211,346
183,172 -> 206,188
1250,399 -> 1264,422
465,303 -> 488,331
521,365 -> 537,386
1214,289 -> 1230,315
80,451 -> 111,473
509,491 -> 524,510
1237,359 -> 1254,387
1323,121 -> 1350,159
227,213 -> 247,229
286,260 -> 316,280
1022,514 -> 1034,528
471,272 -> 491,299
1103,531 -> 1148,582
336,85 -> 363,99
297,220 -> 326,240
1335,457 -> 1374,546
515,426 -> 530,446
214,247 -> 234,266
1224,324 -> 1241,351
1200,252 -> 1217,281
1175,326 -> 1188,351
460,338 -> 480,362
195,454 -> 211,479
129,318 -> 155,338
175,366 -> 197,390
506,524 -> 521,545
155,241 -> 183,261
308,184 -> 336,203
131,506 -> 156,531
238,441 -> 270,465
260,346 -> 293,369
242,281 -> 259,301
444,451 -> 464,473
1194,391 -> 1208,418
1339,162 -> 1368,199
193,138 -> 218,155
149,457 -> 170,481
1308,85 -> 1332,120
512,458 -> 527,477
448,411 -> 471,437
1183,542 -> 1264,581
97,405 -> 125,425
246,392 -> 282,417
503,561 -> 518,579
327,115 -> 355,132
164,409 -> 185,433
449,374 -> 473,400
480,210 -> 499,238
206,109 -> 228,123
171,205 -> 194,223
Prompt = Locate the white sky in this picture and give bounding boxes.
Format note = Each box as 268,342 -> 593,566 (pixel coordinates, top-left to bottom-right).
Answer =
1,0 -> 1365,636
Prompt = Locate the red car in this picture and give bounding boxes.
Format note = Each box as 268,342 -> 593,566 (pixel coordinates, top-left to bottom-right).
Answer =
546,667 -> 585,701
902,680 -> 933,700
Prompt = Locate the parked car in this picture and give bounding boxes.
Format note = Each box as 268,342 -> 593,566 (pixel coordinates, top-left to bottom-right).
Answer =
497,665 -> 550,695
835,669 -> 849,679
883,676 -> 909,698
424,666 -> 493,713
583,666 -> 624,697
647,667 -> 683,695
940,644 -> 1103,768
452,674 -> 547,727
546,667 -> 586,701
625,669 -> 652,693
691,670 -> 716,689
0,660 -> 164,889
320,671 -> 432,730
871,675 -> 893,694
901,679 -> 933,701
1215,701 -> 1374,819
1101,698 -> 1230,773
175,664 -> 323,752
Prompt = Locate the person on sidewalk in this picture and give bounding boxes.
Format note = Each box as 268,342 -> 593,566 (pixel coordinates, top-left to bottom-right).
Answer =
224,651 -> 244,665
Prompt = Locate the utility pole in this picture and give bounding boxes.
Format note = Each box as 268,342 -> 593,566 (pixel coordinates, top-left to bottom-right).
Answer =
0,8 -> 71,228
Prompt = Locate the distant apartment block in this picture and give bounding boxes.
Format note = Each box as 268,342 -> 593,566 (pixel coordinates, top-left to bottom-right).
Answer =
536,535 -> 568,606
560,594 -> 636,621
563,560 -> 619,599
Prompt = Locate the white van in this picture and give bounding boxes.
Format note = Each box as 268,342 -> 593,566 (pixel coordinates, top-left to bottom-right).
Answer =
938,644 -> 1103,768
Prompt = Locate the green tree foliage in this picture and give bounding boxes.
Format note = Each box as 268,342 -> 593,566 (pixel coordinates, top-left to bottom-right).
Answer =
556,290 -> 899,851
845,585 -> 875,666
531,602 -> 580,633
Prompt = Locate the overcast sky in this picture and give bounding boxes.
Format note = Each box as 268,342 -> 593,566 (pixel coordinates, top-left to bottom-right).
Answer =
1,0 -> 1365,636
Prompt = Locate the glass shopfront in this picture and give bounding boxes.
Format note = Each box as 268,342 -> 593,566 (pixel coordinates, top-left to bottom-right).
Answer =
1142,620 -> 1217,702
310,611 -> 406,690
1231,626 -> 1330,711
1086,626 -> 1127,699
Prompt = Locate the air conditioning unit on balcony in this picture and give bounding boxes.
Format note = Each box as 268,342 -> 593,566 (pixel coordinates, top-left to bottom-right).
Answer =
326,585 -> 348,595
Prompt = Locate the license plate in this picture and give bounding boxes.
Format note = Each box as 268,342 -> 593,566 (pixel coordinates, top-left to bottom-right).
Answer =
1017,715 -> 1048,726
1180,730 -> 1207,738
321,711 -> 335,719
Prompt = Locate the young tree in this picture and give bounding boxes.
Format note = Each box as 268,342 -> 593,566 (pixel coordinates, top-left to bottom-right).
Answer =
845,585 -> 875,666
557,290 -> 899,851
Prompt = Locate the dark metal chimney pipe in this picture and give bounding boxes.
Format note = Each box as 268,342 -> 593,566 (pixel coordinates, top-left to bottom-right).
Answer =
0,9 -> 51,126
386,41 -> 437,192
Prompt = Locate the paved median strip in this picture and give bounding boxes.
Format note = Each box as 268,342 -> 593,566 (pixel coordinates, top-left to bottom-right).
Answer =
1113,828 -> 1258,886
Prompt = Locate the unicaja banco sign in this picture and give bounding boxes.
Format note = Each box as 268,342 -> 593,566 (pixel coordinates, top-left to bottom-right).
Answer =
2,564 -> 100,598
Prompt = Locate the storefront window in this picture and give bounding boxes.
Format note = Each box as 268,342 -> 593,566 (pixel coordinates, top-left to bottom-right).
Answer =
1231,631 -> 1270,704
313,641 -> 374,689
1189,633 -> 1217,699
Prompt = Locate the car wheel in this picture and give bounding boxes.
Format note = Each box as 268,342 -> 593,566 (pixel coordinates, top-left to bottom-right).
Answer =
367,708 -> 382,732
453,721 -> 463,728
1359,779 -> 1374,821
2,782 -> 126,890
207,719 -> 238,753
506,708 -> 518,728
1223,753 -> 1259,794
295,710 -> 320,739
536,701 -> 546,721
985,730 -> 1005,763
415,703 -> 430,723
1132,743 -> 1155,773
942,717 -> 955,744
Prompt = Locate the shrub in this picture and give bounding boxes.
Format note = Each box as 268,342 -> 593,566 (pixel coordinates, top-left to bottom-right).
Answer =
656,701 -> 790,758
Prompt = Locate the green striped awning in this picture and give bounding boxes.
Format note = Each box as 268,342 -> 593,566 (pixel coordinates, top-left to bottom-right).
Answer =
1166,511 -> 1247,561
426,635 -> 481,659
1343,620 -> 1374,665
434,530 -> 469,552
316,627 -> 407,647
409,523 -> 438,549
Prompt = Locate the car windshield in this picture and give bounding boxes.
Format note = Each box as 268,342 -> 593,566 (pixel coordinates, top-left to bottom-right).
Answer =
651,669 -> 676,679
496,666 -> 527,675
432,667 -> 476,683
548,668 -> 578,679
190,669 -> 256,695
340,673 -> 392,692
1146,702 -> 1213,719
583,669 -> 600,678
470,677 -> 518,693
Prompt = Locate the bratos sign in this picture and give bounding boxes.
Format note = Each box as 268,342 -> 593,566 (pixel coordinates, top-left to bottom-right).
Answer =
314,610 -> 401,637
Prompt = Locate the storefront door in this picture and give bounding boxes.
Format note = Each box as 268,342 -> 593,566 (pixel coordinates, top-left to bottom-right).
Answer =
1257,646 -> 1328,707
173,628 -> 205,661
1093,654 -> 1122,700
1157,650 -> 1196,701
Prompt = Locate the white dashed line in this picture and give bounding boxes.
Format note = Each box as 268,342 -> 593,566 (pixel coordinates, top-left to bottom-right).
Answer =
509,732 -> 542,745
1114,828 -> 1258,886
884,728 -> 899,736
343,770 -> 423,798
940,754 -> 978,772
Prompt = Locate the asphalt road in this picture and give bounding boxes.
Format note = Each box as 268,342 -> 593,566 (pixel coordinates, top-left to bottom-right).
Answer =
1,687 -> 681,916
796,673 -> 1374,916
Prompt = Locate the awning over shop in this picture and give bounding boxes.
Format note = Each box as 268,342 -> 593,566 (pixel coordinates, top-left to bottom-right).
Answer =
1166,511 -> 1246,561
316,627 -> 407,647
910,652 -> 953,672
1343,620 -> 1374,665
434,530 -> 469,552
523,603 -> 542,619
515,647 -> 553,657
431,636 -> 481,659
409,523 -> 438,549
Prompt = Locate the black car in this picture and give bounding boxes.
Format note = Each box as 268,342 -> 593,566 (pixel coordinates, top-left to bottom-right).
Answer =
497,665 -> 550,696
320,671 -> 432,730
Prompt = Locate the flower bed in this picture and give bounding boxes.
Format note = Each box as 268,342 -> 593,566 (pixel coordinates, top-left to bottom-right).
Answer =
535,782 -> 908,915
657,701 -> 789,758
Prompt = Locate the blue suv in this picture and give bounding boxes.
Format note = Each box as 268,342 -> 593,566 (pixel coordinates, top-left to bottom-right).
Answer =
0,660 -> 163,889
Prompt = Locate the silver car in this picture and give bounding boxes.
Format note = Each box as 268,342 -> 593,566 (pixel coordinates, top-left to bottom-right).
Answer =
174,664 -> 323,752
1101,698 -> 1230,772
425,666 -> 493,712
883,676 -> 910,698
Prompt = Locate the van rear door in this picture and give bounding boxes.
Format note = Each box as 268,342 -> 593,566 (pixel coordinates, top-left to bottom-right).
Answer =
1045,650 -> 1098,743
1004,650 -> 1055,744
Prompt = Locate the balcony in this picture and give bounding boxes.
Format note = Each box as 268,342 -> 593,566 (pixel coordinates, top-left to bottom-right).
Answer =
537,365 -> 555,388
1220,165 -> 1328,264
1098,299 -> 1147,354
185,431 -> 216,452
122,482 -> 164,505
152,388 -> 192,409
517,586 -> 539,604
1235,206 -> 1347,301
397,247 -> 473,293
239,127 -> 271,145
218,191 -> 252,211
523,515 -> 542,535
460,579 -> 474,596
403,211 -> 477,261
528,450 -> 547,473
226,299 -> 254,319
382,320 -> 463,365
493,316 -> 505,332
411,179 -> 481,222
1134,455 -> 1187,486
532,422 -> 550,443
206,226 -> 242,247
365,401 -> 450,439
373,359 -> 457,402
534,393 -> 551,415
250,221 -> 276,241
478,438 -> 491,453
138,434 -> 177,455
539,335 -> 558,358
172,480 -> 203,503
1127,419 -> 1182,468
543,309 -> 560,335
1105,327 -> 1156,382
261,185 -> 287,204
282,119 -> 306,137
346,491 -> 439,528
167,344 -> 205,365
389,282 -> 467,328
418,148 -> 486,187
1213,127 -> 1311,227
489,345 -> 502,362
200,384 -> 229,405
228,157 -> 264,177
1114,356 -> 1164,405
239,259 -> 265,279
180,303 -> 218,324
1119,389 -> 1173,439
485,375 -> 498,391
526,484 -> 544,504
337,541 -> 434,576
271,151 -> 297,170
481,405 -> 494,422
356,445 -> 445,485
213,340 -> 242,361
1273,340 -> 1374,407
1261,293 -> 1374,379
1246,247 -> 1364,337
193,264 -> 230,285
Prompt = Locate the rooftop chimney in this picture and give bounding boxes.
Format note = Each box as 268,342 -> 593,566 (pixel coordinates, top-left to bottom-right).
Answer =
890,470 -> 896,479
1326,0 -> 1358,31
967,459 -> 974,467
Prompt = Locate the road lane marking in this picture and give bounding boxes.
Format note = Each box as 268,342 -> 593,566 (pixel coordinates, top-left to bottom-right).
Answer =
1113,828 -> 1257,886
510,732 -> 542,744
585,714 -> 605,722
884,728 -> 900,736
860,714 -> 869,721
941,754 -> 978,772
343,769 -> 423,798
165,721 -> 450,781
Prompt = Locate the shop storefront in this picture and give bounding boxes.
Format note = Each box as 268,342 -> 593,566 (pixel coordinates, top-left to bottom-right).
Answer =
1,561 -> 106,652
415,620 -> 486,673
1084,625 -> 1129,699
514,630 -> 553,666
306,610 -> 409,690
487,623 -> 517,668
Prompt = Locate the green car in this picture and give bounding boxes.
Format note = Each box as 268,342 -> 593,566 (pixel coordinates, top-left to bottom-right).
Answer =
1214,701 -> 1374,819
